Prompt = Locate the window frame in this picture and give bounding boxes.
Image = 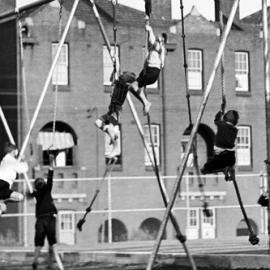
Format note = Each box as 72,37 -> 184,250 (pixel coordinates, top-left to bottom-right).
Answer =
144,124 -> 161,168
187,49 -> 203,92
104,124 -> 123,169
235,51 -> 250,93
51,42 -> 69,87
236,125 -> 252,169
103,45 -> 119,91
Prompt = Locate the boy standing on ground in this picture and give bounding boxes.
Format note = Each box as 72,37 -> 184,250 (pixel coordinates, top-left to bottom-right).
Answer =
31,155 -> 63,270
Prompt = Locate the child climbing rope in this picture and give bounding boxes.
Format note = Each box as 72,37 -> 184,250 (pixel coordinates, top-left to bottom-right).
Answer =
0,142 -> 28,215
201,110 -> 239,178
29,155 -> 63,270
128,18 -> 167,115
95,71 -> 137,158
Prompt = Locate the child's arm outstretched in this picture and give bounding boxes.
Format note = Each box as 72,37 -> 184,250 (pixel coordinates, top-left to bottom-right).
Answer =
47,154 -> 54,192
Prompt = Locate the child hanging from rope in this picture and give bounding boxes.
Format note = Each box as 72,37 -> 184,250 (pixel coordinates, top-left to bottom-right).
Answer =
200,110 -> 239,179
95,71 -> 137,158
0,142 -> 28,215
29,155 -> 63,270
128,18 -> 167,115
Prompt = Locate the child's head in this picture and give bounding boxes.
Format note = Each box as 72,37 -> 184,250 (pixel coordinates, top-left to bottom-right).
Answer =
4,142 -> 18,156
157,33 -> 167,45
34,177 -> 46,191
223,110 -> 239,126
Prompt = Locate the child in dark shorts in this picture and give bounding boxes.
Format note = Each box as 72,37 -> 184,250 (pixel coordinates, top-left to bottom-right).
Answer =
30,156 -> 63,270
201,110 -> 239,176
128,21 -> 167,115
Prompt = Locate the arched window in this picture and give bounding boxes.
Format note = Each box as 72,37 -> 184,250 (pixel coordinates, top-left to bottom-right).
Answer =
236,219 -> 258,236
98,218 -> 128,243
139,217 -> 166,240
36,121 -> 77,167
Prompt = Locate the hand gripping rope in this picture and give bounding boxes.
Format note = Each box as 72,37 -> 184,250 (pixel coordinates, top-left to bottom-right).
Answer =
179,0 -> 211,217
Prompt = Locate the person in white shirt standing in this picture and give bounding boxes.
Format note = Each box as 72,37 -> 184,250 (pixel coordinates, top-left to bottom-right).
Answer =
128,18 -> 167,115
0,142 -> 28,214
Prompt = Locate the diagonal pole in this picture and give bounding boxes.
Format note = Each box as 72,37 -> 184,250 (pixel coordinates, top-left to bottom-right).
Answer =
89,2 -> 196,267
18,0 -> 80,161
146,0 -> 240,269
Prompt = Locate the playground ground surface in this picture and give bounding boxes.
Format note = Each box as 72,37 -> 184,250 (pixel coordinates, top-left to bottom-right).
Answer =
0,235 -> 269,269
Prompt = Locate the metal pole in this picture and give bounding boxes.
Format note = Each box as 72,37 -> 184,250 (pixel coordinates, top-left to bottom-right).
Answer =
0,0 -> 55,21
18,0 -> 80,161
108,172 -> 112,243
262,0 -> 270,253
146,0 -> 240,269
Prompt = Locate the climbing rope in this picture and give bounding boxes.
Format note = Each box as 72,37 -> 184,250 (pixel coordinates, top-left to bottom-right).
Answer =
179,0 -> 210,217
51,0 -> 64,148
77,157 -> 117,231
219,10 -> 226,113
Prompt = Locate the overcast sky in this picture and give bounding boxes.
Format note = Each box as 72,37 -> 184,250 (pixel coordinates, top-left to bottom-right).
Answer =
16,0 -> 270,20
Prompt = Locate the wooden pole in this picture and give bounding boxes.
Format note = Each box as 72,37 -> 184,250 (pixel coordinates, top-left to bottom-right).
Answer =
262,0 -> 270,253
18,0 -> 80,161
146,0 -> 240,269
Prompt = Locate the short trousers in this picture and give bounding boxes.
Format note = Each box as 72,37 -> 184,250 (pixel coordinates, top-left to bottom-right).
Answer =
0,180 -> 13,200
34,215 -> 57,247
137,66 -> 160,88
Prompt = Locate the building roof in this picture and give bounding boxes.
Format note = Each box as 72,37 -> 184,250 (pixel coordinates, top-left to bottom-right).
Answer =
0,0 -> 171,28
0,0 -> 15,15
241,7 -> 270,25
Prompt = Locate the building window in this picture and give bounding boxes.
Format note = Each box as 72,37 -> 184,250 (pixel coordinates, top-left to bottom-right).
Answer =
235,51 -> 249,92
188,49 -> 203,91
236,126 -> 252,167
104,125 -> 122,166
37,121 -> 77,167
187,208 -> 199,227
144,124 -> 160,167
103,45 -> 119,86
52,43 -> 69,85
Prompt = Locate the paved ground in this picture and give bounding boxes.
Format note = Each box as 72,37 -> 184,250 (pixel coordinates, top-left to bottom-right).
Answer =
0,235 -> 269,269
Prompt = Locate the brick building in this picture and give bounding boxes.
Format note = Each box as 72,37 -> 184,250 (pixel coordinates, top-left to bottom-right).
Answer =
0,0 -> 268,246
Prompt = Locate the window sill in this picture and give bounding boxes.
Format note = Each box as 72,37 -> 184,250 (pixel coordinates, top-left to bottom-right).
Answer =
52,85 -> 70,92
145,165 -> 160,172
189,89 -> 203,96
237,165 -> 252,171
235,91 -> 251,97
146,88 -> 160,95
104,85 -> 112,93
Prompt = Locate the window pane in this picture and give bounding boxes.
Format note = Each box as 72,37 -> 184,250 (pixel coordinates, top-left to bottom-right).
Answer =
188,50 -> 202,90
235,52 -> 249,92
236,126 -> 251,166
144,124 -> 160,166
52,43 -> 68,85
103,46 -> 119,86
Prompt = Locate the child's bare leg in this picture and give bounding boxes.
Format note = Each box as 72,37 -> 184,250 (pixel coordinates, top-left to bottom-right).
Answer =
49,244 -> 64,270
8,191 -> 24,202
32,246 -> 42,269
129,82 -> 151,114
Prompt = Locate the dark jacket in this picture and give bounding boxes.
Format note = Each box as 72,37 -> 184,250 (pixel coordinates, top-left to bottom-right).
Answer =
33,168 -> 57,218
214,111 -> 238,149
